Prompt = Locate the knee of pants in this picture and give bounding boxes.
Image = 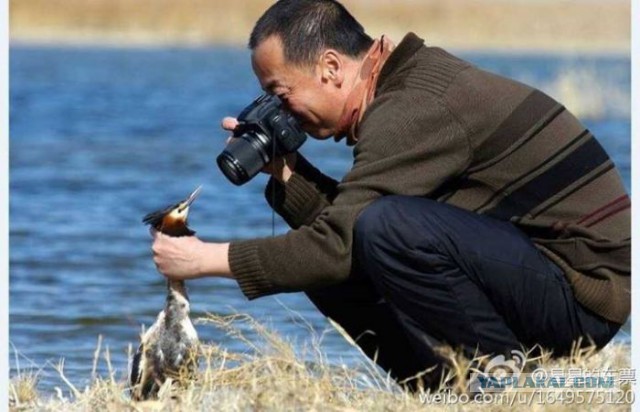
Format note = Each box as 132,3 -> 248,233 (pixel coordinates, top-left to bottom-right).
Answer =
355,194 -> 447,244
355,196 -> 401,249
353,197 -> 396,279
354,196 -> 444,276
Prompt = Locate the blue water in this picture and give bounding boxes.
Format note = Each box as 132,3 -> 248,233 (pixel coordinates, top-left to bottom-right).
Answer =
9,46 -> 631,393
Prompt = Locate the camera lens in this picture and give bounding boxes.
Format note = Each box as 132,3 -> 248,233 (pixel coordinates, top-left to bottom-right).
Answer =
216,132 -> 271,185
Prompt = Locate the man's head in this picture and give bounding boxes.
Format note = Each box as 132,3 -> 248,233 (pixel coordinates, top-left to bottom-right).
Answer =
249,0 -> 373,138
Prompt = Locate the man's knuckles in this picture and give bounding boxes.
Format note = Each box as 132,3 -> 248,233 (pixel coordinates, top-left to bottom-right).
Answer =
151,242 -> 162,255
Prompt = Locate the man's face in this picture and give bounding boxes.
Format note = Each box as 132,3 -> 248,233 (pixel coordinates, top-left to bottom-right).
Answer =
251,36 -> 344,139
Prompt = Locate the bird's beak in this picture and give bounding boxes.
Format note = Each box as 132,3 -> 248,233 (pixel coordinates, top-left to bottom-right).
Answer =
185,185 -> 203,207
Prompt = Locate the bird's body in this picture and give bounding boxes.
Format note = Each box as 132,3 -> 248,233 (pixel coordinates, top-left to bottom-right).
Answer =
129,186 -> 202,401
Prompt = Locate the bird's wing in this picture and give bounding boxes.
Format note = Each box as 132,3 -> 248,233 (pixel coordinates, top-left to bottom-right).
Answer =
129,343 -> 145,390
130,311 -> 166,400
140,311 -> 165,343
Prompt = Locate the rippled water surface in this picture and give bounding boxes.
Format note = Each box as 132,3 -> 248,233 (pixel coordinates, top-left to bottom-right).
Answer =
9,46 -> 631,392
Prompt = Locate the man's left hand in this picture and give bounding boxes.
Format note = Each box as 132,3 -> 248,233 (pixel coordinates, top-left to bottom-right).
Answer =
150,229 -> 208,280
150,228 -> 233,280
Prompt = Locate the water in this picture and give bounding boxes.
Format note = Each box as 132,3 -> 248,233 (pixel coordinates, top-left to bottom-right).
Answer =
9,46 -> 631,393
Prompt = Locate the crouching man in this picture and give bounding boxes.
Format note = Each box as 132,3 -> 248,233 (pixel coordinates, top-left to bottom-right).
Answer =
151,0 -> 629,390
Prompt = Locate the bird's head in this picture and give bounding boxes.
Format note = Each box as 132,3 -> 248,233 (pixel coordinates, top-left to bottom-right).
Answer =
143,185 -> 202,236
166,185 -> 202,222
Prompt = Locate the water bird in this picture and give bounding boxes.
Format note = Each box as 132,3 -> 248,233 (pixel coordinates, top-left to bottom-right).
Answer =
129,185 -> 203,401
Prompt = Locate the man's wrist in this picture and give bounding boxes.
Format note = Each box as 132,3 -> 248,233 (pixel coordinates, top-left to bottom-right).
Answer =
276,153 -> 297,183
198,242 -> 232,278
280,166 -> 293,183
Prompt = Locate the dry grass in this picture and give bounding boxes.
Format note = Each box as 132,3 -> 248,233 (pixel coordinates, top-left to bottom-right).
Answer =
8,312 -> 633,411
9,0 -> 630,53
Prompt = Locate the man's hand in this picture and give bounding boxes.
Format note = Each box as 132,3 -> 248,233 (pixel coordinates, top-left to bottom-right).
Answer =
222,116 -> 297,183
151,229 -> 232,280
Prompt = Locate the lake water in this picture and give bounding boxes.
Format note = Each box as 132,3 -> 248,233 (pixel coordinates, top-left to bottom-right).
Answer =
9,46 -> 631,393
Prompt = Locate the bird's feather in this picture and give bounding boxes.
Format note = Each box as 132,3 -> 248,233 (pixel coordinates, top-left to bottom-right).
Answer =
142,205 -> 176,228
130,188 -> 201,401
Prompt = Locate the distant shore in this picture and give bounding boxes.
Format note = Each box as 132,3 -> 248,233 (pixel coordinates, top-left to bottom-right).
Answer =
10,0 -> 630,54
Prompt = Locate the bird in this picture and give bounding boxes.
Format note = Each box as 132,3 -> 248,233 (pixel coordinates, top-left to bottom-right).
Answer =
129,185 -> 202,401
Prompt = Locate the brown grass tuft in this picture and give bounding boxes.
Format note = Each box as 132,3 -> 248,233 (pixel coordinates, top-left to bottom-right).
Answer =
9,374 -> 39,410
8,312 -> 633,411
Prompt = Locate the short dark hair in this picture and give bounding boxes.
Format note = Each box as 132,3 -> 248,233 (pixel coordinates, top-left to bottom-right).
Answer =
249,0 -> 374,67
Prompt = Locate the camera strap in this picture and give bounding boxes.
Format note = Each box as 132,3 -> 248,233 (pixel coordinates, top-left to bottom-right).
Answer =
271,135 -> 277,237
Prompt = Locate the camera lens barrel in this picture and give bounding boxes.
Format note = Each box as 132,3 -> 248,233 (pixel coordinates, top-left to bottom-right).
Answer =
217,94 -> 306,185
216,132 -> 271,186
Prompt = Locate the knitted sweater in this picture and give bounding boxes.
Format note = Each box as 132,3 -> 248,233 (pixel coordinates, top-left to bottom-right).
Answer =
228,33 -> 630,324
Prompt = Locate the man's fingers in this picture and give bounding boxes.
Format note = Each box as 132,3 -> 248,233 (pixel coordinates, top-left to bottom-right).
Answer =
221,117 -> 239,131
222,117 -> 240,145
150,228 -> 167,256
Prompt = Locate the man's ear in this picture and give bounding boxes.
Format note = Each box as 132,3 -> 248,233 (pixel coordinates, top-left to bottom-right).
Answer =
318,49 -> 344,86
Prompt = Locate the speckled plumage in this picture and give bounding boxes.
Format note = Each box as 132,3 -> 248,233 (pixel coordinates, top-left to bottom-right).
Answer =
129,187 -> 202,401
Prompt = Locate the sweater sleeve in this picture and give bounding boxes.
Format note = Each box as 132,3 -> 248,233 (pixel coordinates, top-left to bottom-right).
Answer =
229,91 -> 471,299
263,154 -> 339,229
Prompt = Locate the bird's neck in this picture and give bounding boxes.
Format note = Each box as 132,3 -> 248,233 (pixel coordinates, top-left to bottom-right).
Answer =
158,224 -> 191,237
164,280 -> 192,325
167,279 -> 190,302
158,215 -> 193,237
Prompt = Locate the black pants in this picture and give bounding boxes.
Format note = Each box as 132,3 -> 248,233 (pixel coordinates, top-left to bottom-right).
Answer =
306,196 -> 621,390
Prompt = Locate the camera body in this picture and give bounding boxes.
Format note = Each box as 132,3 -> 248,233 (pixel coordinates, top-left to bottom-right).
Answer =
217,94 -> 307,185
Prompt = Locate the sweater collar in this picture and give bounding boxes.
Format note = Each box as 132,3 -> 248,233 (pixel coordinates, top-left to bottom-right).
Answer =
376,32 -> 425,92
334,36 -> 396,146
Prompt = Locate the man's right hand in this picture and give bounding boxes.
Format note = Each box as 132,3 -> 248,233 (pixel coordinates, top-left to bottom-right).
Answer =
221,116 -> 297,183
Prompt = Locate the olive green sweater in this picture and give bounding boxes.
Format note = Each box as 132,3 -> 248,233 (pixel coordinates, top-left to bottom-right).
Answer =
228,33 -> 630,324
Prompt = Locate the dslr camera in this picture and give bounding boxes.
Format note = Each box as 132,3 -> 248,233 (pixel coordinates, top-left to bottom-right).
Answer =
217,94 -> 307,185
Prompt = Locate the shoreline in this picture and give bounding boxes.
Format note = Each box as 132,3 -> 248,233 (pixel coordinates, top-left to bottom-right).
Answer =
9,34 -> 631,58
9,0 -> 630,56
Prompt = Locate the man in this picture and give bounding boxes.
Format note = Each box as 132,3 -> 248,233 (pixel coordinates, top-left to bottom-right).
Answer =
151,0 -> 630,390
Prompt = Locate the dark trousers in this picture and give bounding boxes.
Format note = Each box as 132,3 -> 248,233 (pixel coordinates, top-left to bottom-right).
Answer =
306,196 -> 621,390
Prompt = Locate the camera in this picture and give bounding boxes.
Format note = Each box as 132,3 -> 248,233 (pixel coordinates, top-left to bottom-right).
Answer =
217,94 -> 307,185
